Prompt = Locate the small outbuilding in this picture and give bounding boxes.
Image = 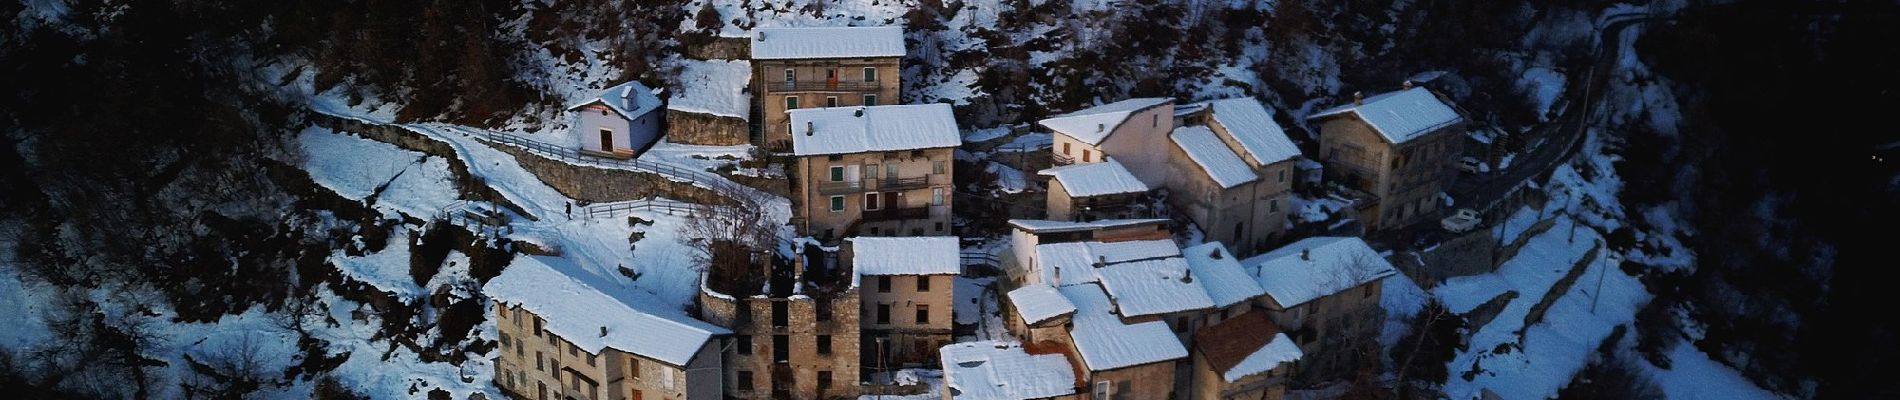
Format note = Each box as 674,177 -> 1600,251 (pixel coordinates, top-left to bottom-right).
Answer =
568,81 -> 663,159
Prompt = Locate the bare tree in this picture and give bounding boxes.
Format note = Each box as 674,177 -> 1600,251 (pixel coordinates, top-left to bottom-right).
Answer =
676,184 -> 780,276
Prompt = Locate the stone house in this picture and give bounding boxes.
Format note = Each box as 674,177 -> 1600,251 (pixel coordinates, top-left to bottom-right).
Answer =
1040,98 -> 1175,187
697,247 -> 862,400
1306,86 -> 1465,231
486,257 -> 728,400
753,26 -> 904,151
1163,99 -> 1303,256
790,104 -> 960,241
1240,236 -> 1397,384
1002,219 -> 1171,287
568,80 -> 664,159
1038,159 -> 1155,222
666,59 -> 753,146
1189,312 -> 1301,400
939,341 -> 1084,400
848,237 -> 960,369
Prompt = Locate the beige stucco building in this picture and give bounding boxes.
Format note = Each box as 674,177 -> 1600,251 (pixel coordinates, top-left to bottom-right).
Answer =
1308,86 -> 1465,231
1189,312 -> 1300,400
847,237 -> 960,369
1041,98 -> 1175,188
790,104 -> 960,241
1164,99 -> 1303,256
486,258 -> 727,400
752,26 -> 904,151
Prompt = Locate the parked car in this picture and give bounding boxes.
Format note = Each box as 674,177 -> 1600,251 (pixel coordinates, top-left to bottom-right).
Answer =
1441,208 -> 1482,233
1458,157 -> 1485,175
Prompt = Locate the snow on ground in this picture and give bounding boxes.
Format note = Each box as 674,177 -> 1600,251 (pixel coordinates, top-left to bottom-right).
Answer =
1639,343 -> 1783,400
0,266 -> 52,354
987,162 -> 1026,194
1291,193 -> 1351,223
667,58 -> 752,119
296,126 -> 460,219
859,369 -> 946,400
963,126 -> 1014,143
1519,66 -> 1568,121
329,229 -> 424,299
994,132 -> 1052,152
1379,272 -> 1430,351
955,276 -> 1014,342
640,140 -> 755,174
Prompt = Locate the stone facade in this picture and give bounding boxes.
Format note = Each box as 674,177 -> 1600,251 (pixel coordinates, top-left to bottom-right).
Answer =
1047,102 -> 1176,187
1086,360 -> 1179,400
1189,346 -> 1290,400
683,36 -> 750,60
492,303 -> 722,400
697,274 -> 862,400
1043,181 -> 1154,222
1313,109 -> 1463,231
856,273 -> 955,368
1256,279 -> 1386,384
1163,112 -> 1298,257
755,57 -> 902,151
665,110 -> 750,146
795,148 -> 955,240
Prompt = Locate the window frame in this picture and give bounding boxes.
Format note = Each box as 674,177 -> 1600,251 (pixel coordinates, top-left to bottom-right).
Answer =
829,196 -> 845,212
863,67 -> 877,82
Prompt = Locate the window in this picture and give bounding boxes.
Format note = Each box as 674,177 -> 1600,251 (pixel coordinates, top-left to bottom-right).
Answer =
569,343 -> 579,357
536,352 -> 545,371
865,164 -> 879,179
631,390 -> 643,400
826,68 -> 837,80
830,196 -> 845,212
570,374 -> 582,391
502,368 -> 513,388
935,222 -> 944,232
551,359 -> 560,375
786,96 -> 799,110
1094,381 -> 1112,399
865,193 -> 881,210
816,299 -> 832,321
1363,284 -> 1375,298
513,309 -> 523,326
1174,316 -> 1189,332
1153,114 -> 1159,127
916,305 -> 930,324
630,358 -> 641,379
500,333 -> 512,349
932,188 -> 944,206
1082,150 -> 1092,162
1278,169 -> 1287,182
538,381 -> 548,400
829,166 -> 845,181
735,335 -> 753,355
877,304 -> 891,324
515,338 -> 524,356
916,276 -> 931,292
863,67 -> 877,82
878,276 -> 892,293
1063,142 -> 1073,155
784,68 -> 794,83
547,334 -> 556,347
498,306 -> 508,320
737,371 -> 754,391
1270,199 -> 1279,213
817,335 -> 832,354
819,370 -> 834,391
826,96 -> 839,107
533,318 -> 543,336
586,354 -> 596,367
863,94 -> 878,106
933,161 -> 946,174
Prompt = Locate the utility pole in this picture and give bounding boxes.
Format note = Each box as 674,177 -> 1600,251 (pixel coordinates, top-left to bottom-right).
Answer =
1591,240 -> 1608,315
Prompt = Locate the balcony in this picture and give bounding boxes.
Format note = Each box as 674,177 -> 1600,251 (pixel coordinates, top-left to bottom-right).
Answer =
818,180 -> 863,195
1051,153 -> 1075,166
862,206 -> 931,222
774,80 -> 882,93
878,176 -> 929,191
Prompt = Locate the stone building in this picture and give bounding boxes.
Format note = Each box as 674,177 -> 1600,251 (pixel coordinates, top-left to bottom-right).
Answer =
567,80 -> 664,159
697,246 -> 862,400
486,257 -> 728,400
1002,219 -> 1171,287
752,26 -> 904,151
666,59 -> 753,146
1040,98 -> 1175,187
939,341 -> 1083,400
848,237 -> 960,369
790,104 -> 960,241
1240,236 -> 1397,384
1038,159 -> 1155,222
1306,86 -> 1465,231
1189,312 -> 1301,400
1163,98 -> 1303,256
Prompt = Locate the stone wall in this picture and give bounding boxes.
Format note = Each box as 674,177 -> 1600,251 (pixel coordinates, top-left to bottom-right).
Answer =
683,36 -> 750,60
487,143 -> 731,205
666,110 -> 750,146
699,285 -> 863,400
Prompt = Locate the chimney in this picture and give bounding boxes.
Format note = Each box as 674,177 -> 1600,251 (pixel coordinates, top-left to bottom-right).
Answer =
1301,248 -> 1311,261
1208,248 -> 1223,260
1094,255 -> 1107,268
805,121 -> 815,136
1402,80 -> 1415,90
1353,91 -> 1364,105
1181,268 -> 1193,283
1096,123 -> 1105,132
599,326 -> 608,337
756,32 -> 766,42
1054,265 -> 1062,286
854,108 -> 865,117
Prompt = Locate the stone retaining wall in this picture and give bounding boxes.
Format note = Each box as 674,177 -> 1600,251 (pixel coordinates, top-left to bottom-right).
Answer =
666,110 -> 750,146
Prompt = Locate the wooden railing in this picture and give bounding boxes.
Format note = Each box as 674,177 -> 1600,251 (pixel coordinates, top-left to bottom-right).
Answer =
775,80 -> 882,92
1051,153 -> 1075,166
878,176 -> 929,191
861,206 -> 929,222
818,180 -> 864,195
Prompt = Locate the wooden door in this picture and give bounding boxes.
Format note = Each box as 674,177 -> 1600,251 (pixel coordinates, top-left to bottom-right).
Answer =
599,129 -> 614,152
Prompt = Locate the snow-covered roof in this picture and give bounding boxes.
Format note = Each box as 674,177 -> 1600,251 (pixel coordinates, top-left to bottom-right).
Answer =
1038,159 -> 1150,197
667,59 -> 752,120
483,257 -> 729,366
568,81 -> 662,119
1038,98 -> 1172,145
1182,242 -> 1267,308
751,26 -> 906,60
788,104 -> 961,156
1242,237 -> 1398,308
1059,284 -> 1189,371
1095,258 -> 1216,317
849,236 -> 960,276
1007,284 -> 1077,325
1007,218 -> 1169,234
1171,126 -> 1258,189
1307,87 -> 1461,144
1202,98 -> 1302,166
1195,312 -> 1302,382
940,341 -> 1079,400
1035,239 -> 1182,286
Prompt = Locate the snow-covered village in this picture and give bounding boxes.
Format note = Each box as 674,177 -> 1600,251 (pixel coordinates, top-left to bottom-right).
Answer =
3,0 -> 1895,399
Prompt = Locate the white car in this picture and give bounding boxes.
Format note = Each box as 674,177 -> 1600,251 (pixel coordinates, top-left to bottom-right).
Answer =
1441,208 -> 1482,233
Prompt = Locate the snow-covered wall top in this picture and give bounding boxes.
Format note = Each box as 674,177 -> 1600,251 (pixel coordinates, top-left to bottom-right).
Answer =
668,59 -> 752,119
1307,87 -> 1461,144
848,236 -> 960,276
1038,98 -> 1172,145
1202,98 -> 1302,165
1241,236 -> 1397,308
788,103 -> 961,156
750,26 -> 905,60
1038,159 -> 1149,197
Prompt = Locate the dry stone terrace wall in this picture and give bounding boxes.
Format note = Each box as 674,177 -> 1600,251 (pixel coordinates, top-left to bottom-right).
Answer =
665,110 -> 750,146
486,142 -> 733,205
306,113 -> 531,218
